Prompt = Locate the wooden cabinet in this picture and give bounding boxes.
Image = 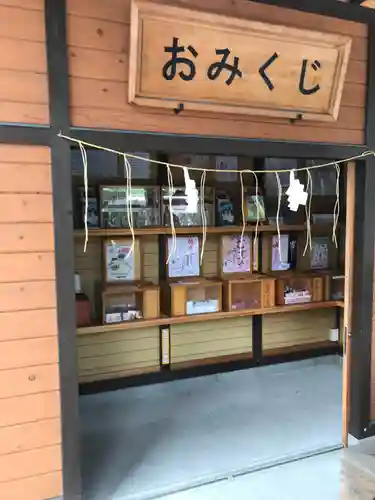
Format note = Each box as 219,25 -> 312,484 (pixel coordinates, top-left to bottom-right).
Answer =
102,282 -> 160,324
274,272 -> 325,306
222,274 -> 275,312
162,278 -> 222,317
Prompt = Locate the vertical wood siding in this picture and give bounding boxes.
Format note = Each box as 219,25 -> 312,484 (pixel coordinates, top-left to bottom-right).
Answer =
0,145 -> 61,500
67,0 -> 367,143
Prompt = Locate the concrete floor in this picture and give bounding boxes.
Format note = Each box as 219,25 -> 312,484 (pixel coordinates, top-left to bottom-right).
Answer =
162,450 -> 343,500
80,355 -> 342,500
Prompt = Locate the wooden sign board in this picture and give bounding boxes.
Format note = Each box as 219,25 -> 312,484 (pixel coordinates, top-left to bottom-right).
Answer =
129,1 -> 352,122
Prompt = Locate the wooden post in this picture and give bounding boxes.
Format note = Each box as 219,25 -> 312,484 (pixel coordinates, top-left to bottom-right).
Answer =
342,161 -> 355,447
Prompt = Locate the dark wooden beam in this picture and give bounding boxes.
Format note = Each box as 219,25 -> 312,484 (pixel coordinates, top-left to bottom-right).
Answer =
45,1 -> 82,499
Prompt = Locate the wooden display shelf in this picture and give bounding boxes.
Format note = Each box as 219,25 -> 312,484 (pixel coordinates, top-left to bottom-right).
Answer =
74,224 -> 335,238
77,300 -> 344,335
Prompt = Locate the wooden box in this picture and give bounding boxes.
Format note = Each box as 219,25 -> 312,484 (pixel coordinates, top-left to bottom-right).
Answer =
99,185 -> 160,229
274,272 -> 325,306
324,272 -> 345,301
162,186 -> 214,227
102,282 -> 159,324
162,278 -> 222,317
222,274 -> 275,312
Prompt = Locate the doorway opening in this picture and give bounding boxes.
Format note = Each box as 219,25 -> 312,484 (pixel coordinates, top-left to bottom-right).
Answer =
70,144 -> 353,500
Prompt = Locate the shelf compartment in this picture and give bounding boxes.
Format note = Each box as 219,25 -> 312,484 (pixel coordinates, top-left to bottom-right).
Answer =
102,282 -> 160,325
222,274 -> 275,312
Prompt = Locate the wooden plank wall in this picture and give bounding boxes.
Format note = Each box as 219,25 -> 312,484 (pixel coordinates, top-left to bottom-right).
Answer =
78,327 -> 160,382
0,0 -> 49,124
263,309 -> 336,353
67,0 -> 367,144
170,317 -> 252,367
0,146 -> 62,500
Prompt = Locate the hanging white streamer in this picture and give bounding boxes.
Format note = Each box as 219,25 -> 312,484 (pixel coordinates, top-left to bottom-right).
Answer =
239,172 -> 245,260
200,170 -> 207,265
166,164 -> 176,265
123,154 -> 135,260
275,172 -> 282,263
332,163 -> 341,248
303,170 -> 313,256
78,142 -> 89,253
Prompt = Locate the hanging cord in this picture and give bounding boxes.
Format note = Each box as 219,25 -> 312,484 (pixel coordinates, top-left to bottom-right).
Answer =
199,170 -> 207,265
239,171 -> 245,259
248,170 -> 260,253
275,172 -> 282,262
123,154 -> 135,259
58,133 -> 374,174
332,163 -> 341,248
78,141 -> 89,253
303,170 -> 313,256
166,164 -> 176,264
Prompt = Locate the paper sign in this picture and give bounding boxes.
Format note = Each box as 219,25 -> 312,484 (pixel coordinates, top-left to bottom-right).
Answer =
310,237 -> 329,269
168,236 -> 200,278
271,235 -> 290,271
125,152 -> 151,179
105,242 -> 135,281
222,235 -> 251,274
215,156 -> 238,182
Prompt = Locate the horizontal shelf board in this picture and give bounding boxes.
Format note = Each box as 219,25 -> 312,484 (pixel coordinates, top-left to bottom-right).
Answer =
74,224 -> 337,237
77,301 -> 343,336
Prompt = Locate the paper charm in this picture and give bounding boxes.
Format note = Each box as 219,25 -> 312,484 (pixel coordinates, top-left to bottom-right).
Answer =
285,170 -> 308,212
183,167 -> 199,213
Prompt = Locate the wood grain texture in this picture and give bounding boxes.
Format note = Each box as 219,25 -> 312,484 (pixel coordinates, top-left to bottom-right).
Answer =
0,444 -> 61,483
0,163 -> 52,193
342,161 -> 355,445
170,317 -> 252,363
0,418 -> 61,456
0,472 -> 62,500
0,309 -> 57,341
0,0 -> 43,10
0,364 -> 59,399
0,70 -> 48,104
0,253 -> 55,282
132,3 -> 352,122
0,39 -> 46,73
0,224 -> 54,253
0,194 -> 53,223
77,326 -> 159,380
263,309 -> 336,350
67,0 -> 367,143
0,143 -> 61,496
0,3 -> 49,124
0,281 -> 56,312
79,365 -> 160,383
0,391 -> 60,428
67,0 -> 367,37
0,337 -> 58,370
0,6 -> 45,41
0,102 -> 49,124
0,145 -> 50,163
